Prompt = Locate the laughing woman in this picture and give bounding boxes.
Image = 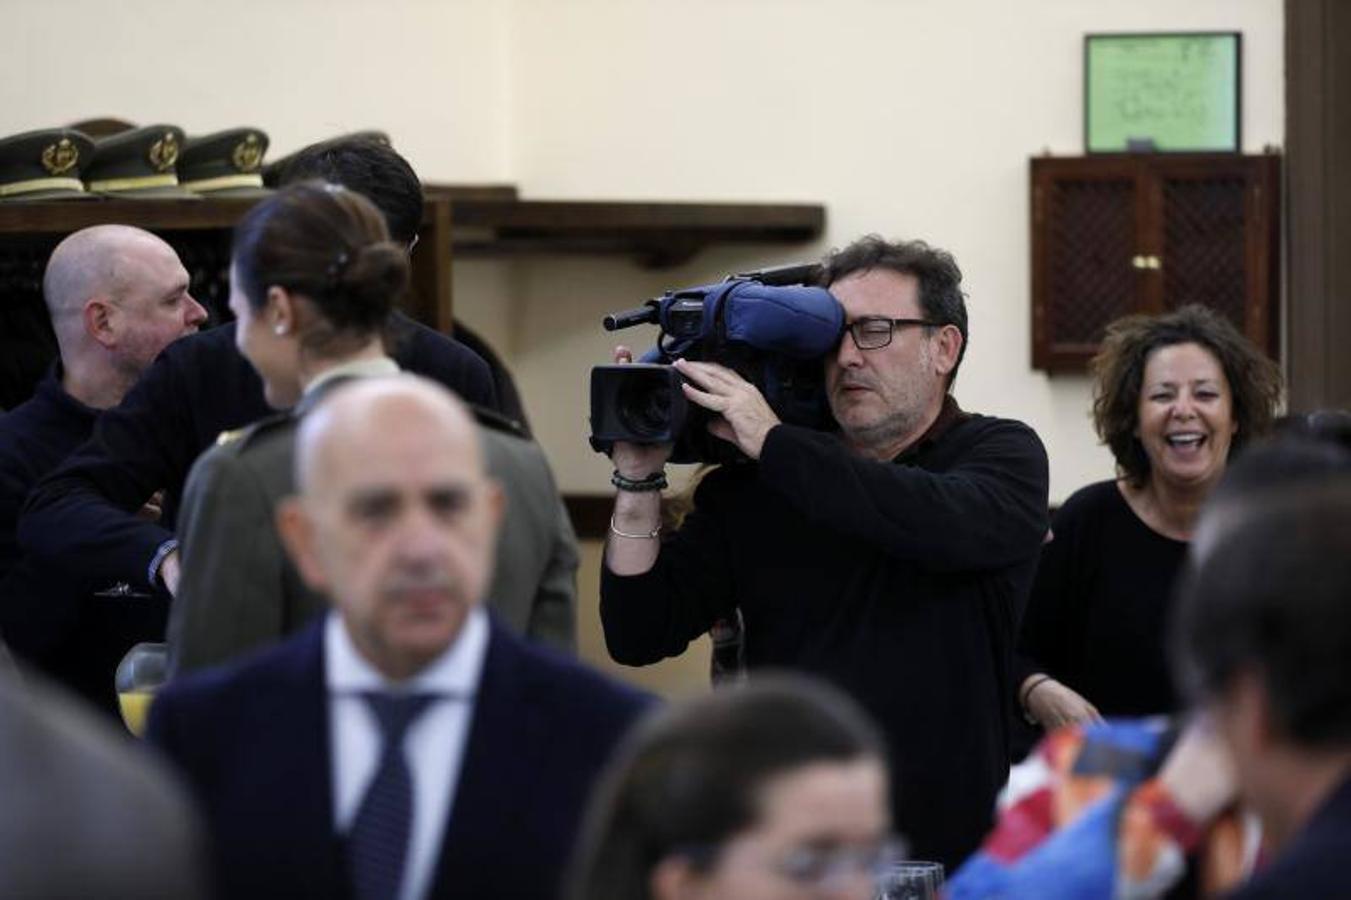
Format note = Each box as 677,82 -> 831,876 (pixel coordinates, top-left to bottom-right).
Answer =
1016,305 -> 1281,730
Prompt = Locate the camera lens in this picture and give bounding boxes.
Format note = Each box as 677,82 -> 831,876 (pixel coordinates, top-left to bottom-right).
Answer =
616,373 -> 673,441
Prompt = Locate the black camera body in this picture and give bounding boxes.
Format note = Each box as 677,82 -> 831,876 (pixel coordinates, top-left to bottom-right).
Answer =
590,265 -> 844,464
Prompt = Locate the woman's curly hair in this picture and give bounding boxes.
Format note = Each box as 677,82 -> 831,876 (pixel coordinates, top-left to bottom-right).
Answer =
1091,304 -> 1282,488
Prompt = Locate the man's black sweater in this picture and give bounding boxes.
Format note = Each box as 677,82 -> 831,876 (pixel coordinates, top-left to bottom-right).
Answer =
19,316 -> 495,593
601,406 -> 1049,870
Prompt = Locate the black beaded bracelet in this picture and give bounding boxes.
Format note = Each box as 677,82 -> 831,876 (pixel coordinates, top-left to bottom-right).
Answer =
1019,674 -> 1054,724
611,470 -> 668,492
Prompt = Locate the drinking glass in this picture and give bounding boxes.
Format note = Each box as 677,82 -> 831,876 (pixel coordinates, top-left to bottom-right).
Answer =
875,860 -> 944,900
115,642 -> 168,736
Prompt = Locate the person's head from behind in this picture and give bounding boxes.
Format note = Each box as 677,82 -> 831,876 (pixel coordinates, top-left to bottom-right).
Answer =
570,676 -> 893,900
229,181 -> 410,409
277,376 -> 504,681
43,225 -> 207,398
1173,441 -> 1351,845
1091,304 -> 1281,494
274,136 -> 423,247
817,236 -> 967,455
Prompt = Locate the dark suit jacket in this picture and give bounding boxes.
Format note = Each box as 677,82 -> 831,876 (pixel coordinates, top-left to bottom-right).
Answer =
1225,774 -> 1351,900
1,671 -> 206,899
147,616 -> 652,900
18,316 -> 496,594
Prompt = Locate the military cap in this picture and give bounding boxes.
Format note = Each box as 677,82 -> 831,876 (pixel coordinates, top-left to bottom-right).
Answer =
179,128 -> 272,197
262,129 -> 392,187
83,124 -> 198,199
0,128 -> 97,202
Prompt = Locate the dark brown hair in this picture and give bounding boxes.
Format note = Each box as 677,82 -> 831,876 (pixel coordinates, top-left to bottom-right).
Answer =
1174,467 -> 1351,747
816,234 -> 969,385
1090,304 -> 1282,487
567,675 -> 885,900
232,181 -> 410,359
273,136 -> 424,246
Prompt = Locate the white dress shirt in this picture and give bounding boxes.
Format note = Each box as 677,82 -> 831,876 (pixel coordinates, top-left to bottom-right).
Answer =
325,607 -> 489,900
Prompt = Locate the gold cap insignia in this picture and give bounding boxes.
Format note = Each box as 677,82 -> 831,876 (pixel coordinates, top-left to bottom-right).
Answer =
148,132 -> 180,172
41,138 -> 80,176
231,133 -> 264,173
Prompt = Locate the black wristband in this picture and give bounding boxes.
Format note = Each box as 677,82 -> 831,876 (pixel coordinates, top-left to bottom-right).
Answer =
612,470 -> 668,492
1015,672 -> 1048,713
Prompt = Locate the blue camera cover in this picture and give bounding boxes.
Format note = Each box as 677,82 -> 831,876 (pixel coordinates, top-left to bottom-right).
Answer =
715,281 -> 843,357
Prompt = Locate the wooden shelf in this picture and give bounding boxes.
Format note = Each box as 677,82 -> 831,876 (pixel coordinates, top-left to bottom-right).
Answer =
0,184 -> 520,233
0,185 -> 826,332
451,198 -> 825,267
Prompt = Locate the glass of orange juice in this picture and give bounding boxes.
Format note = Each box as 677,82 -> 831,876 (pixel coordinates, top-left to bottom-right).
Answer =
115,642 -> 168,736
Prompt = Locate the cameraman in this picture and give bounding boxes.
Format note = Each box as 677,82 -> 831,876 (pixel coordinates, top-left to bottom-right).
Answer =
600,236 -> 1049,870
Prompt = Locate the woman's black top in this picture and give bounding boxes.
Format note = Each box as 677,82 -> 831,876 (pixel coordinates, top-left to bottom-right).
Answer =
1016,479 -> 1188,717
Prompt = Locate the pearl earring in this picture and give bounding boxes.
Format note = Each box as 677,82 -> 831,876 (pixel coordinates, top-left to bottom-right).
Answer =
274,323 -> 287,336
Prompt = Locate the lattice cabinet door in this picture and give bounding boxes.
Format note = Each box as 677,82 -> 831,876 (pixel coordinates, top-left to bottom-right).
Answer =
1031,154 -> 1280,371
1151,156 -> 1280,358
1031,157 -> 1144,370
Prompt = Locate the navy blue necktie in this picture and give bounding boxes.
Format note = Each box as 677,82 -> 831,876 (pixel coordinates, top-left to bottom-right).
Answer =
348,692 -> 437,900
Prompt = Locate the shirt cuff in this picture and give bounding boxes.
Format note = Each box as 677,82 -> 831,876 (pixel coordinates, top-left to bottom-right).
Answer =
148,539 -> 179,589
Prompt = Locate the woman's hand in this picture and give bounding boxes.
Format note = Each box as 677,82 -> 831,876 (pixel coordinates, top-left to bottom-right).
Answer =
1024,675 -> 1105,729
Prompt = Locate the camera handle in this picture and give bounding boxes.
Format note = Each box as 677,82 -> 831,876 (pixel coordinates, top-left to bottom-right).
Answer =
603,301 -> 661,331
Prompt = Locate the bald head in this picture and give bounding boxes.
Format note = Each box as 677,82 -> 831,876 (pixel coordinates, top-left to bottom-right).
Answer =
41,226 -> 206,403
295,376 -> 484,499
44,225 -> 172,323
280,375 -> 502,680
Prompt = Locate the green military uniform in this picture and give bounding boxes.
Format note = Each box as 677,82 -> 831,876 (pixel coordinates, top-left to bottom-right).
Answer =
167,368 -> 577,677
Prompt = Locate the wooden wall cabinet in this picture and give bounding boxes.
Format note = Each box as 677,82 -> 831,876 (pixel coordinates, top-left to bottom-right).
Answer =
1030,154 -> 1280,372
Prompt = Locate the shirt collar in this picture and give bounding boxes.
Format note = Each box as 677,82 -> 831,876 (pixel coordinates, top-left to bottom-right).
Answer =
894,394 -> 967,463
324,605 -> 490,698
304,356 -> 401,398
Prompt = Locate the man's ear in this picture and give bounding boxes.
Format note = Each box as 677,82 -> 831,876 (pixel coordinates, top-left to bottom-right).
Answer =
84,297 -> 117,349
933,324 -> 963,378
484,477 -> 506,531
276,497 -> 330,592
649,856 -> 707,900
1235,670 -> 1277,753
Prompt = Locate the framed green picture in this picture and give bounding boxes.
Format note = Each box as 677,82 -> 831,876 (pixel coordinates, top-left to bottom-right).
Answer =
1085,32 -> 1241,153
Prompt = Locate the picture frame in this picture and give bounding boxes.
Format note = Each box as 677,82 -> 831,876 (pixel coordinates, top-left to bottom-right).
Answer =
1084,32 -> 1241,153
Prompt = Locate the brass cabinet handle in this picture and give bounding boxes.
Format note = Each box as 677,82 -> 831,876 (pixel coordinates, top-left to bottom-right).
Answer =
1147,255 -> 1162,270
1131,255 -> 1147,269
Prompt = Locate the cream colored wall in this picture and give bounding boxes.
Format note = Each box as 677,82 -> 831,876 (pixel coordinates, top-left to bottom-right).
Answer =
3,0 -> 1283,499
0,0 -> 512,182
2,0 -> 1283,696
470,0 -> 1285,505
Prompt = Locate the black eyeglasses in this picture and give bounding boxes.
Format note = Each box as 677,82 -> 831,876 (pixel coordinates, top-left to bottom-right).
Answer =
844,317 -> 942,350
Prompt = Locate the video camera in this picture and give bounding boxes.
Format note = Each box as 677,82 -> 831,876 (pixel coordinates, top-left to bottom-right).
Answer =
590,263 -> 844,464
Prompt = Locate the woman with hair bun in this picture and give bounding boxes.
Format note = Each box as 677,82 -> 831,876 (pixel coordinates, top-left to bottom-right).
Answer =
165,181 -> 414,675
226,179 -> 410,410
